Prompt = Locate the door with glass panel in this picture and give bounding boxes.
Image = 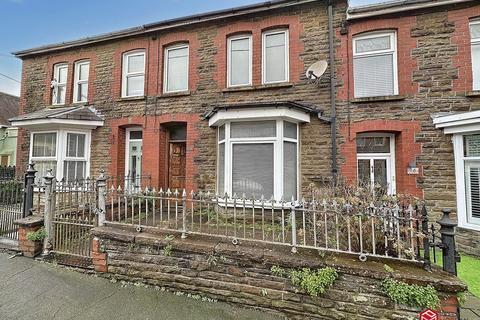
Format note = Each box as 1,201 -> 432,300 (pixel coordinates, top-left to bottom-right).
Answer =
356,134 -> 396,195
126,129 -> 142,192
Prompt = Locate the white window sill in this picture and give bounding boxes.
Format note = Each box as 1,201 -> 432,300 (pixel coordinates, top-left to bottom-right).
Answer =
458,222 -> 480,232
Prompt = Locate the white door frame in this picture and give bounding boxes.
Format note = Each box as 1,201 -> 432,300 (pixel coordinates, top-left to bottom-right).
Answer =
124,127 -> 143,178
356,133 -> 396,195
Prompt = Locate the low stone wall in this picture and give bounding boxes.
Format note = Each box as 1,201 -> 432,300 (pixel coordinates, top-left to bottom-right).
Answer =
92,225 -> 466,320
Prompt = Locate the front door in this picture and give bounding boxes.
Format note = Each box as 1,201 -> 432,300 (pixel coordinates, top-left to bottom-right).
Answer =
0,156 -> 8,167
126,129 -> 142,192
168,142 -> 186,190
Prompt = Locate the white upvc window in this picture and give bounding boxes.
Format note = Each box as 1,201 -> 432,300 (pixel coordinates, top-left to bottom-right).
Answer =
262,29 -> 289,84
52,63 -> 68,105
122,50 -> 145,98
164,44 -> 189,93
356,133 -> 396,195
217,120 -> 298,201
73,60 -> 90,103
30,130 -> 91,183
353,31 -> 398,98
470,20 -> 480,91
227,35 -> 252,87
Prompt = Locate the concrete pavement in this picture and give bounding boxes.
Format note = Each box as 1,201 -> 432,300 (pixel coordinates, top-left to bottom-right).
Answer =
0,252 -> 278,320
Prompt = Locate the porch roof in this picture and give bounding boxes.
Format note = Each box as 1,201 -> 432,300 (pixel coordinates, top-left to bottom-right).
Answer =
9,106 -> 104,130
432,110 -> 480,134
205,100 -> 322,119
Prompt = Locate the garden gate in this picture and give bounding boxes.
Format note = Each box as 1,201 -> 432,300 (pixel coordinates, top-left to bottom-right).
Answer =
48,175 -> 97,267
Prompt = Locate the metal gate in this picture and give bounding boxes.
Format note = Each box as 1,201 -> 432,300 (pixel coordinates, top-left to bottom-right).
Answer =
51,179 -> 97,267
0,178 -> 24,249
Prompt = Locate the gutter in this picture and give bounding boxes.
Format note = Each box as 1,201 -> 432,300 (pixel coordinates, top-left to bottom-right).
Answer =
13,0 -> 318,58
347,0 -> 475,20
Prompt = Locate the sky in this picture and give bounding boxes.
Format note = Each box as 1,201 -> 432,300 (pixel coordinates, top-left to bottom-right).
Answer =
0,0 -> 381,96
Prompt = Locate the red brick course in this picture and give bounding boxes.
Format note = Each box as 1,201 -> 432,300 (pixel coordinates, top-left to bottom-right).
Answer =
340,120 -> 423,198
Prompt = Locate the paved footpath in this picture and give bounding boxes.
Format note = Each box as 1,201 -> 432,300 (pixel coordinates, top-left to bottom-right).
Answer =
0,252 -> 278,320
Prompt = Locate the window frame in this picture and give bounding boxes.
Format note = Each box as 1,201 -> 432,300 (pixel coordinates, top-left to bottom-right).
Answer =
453,133 -> 480,231
470,20 -> 480,91
352,31 -> 398,98
217,119 -> 299,201
73,60 -> 90,103
262,29 -> 290,85
163,43 -> 190,94
29,129 -> 91,182
124,127 -> 143,178
122,50 -> 146,98
227,34 -> 253,88
356,132 -> 396,195
52,63 -> 68,105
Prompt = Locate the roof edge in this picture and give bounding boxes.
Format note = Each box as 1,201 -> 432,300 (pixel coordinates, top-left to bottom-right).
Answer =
347,0 -> 476,20
13,0 -> 318,58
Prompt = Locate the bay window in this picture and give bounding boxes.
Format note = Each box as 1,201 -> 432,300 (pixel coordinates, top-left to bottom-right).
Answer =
353,31 -> 398,98
164,44 -> 189,93
217,120 -> 298,200
471,20 -> 480,91
30,130 -> 90,183
262,30 -> 289,84
73,60 -> 90,103
122,50 -> 145,98
227,35 -> 252,87
52,63 -> 68,105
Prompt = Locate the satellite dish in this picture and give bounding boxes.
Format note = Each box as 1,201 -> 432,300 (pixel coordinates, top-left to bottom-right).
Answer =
306,60 -> 328,81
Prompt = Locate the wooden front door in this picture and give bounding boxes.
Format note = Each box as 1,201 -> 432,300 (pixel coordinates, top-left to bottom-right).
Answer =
168,142 -> 186,190
0,156 -> 8,167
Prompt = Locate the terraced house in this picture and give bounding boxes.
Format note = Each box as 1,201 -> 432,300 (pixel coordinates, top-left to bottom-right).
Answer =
9,0 -> 480,258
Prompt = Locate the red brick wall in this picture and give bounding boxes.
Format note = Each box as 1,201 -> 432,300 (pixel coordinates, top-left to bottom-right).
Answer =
449,6 -> 480,92
337,16 -> 418,101
108,114 -> 201,192
43,51 -> 98,105
213,15 -> 304,88
340,120 -> 422,197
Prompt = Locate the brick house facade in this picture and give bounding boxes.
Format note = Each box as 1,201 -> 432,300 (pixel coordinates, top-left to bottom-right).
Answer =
10,0 -> 480,256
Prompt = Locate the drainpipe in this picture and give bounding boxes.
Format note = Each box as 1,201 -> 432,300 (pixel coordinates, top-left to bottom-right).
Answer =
328,0 -> 338,185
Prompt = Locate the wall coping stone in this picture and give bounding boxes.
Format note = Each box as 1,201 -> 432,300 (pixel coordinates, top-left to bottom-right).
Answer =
92,225 -> 467,293
14,215 -> 44,227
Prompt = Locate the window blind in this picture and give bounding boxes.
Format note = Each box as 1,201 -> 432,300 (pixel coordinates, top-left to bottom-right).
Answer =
230,37 -> 250,86
468,166 -> 480,219
230,121 -> 276,138
354,54 -> 394,98
232,144 -> 274,197
264,32 -> 287,83
166,46 -> 189,92
283,141 -> 297,200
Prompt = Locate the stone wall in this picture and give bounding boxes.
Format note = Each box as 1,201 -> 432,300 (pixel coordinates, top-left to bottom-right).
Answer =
92,226 -> 465,320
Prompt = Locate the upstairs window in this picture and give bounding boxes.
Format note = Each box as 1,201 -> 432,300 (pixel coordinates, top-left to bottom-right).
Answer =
471,20 -> 480,91
353,32 -> 398,98
227,35 -> 252,87
73,60 -> 90,103
262,30 -> 289,84
52,63 -> 68,105
164,44 -> 189,93
122,50 -> 145,98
